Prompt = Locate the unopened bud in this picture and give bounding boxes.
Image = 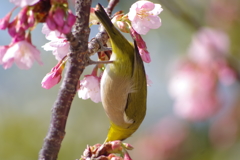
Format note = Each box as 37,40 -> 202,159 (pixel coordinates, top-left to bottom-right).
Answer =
122,143 -> 134,150
46,16 -> 57,30
18,7 -> 28,24
110,140 -> 122,152
116,21 -> 130,33
0,12 -> 12,30
66,10 -> 76,26
53,8 -> 65,26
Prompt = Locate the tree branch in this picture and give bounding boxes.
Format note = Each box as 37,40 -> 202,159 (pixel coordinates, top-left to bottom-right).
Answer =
38,0 -> 120,159
88,0 -> 120,56
38,0 -> 92,159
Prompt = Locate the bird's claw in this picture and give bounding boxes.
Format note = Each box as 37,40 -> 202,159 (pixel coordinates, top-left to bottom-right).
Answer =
96,38 -> 112,52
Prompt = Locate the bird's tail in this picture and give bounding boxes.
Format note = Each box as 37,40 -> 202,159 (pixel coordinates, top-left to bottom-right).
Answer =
105,122 -> 136,142
95,4 -> 127,42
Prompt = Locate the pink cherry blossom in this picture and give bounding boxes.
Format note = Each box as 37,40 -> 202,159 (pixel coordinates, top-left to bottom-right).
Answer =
10,0 -> 40,7
188,27 -> 229,65
42,24 -> 69,61
78,75 -> 101,103
169,62 -> 220,121
128,1 -> 163,35
1,40 -> 42,69
41,72 -> 61,89
41,61 -> 64,89
66,10 -> 76,26
0,45 -> 9,64
46,6 -> 76,34
123,152 -> 132,160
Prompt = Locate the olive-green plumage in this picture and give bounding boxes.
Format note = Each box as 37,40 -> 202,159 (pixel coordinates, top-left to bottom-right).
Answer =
95,4 -> 147,142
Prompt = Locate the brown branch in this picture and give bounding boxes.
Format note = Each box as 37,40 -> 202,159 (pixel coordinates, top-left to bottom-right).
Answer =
88,0 -> 120,56
38,0 -> 92,159
38,0 -> 120,160
107,0 -> 120,15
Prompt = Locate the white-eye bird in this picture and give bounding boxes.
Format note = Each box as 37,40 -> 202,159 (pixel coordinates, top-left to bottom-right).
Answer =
95,4 -> 147,142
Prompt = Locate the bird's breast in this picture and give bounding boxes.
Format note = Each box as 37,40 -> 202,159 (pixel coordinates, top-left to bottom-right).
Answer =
100,64 -> 132,128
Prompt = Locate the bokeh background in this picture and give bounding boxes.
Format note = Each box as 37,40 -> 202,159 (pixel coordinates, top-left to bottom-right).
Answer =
1,0 -> 240,160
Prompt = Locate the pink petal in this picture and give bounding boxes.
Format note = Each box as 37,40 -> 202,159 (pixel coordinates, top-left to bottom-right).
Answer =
150,4 -> 163,16
139,48 -> 151,63
136,1 -> 155,11
132,18 -> 150,35
0,46 -> 8,64
10,0 -> 40,7
41,72 -> 61,89
78,75 -> 101,103
3,41 -> 42,69
142,15 -> 161,29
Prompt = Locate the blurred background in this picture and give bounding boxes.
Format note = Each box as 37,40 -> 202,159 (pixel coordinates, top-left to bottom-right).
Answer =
0,0 -> 240,160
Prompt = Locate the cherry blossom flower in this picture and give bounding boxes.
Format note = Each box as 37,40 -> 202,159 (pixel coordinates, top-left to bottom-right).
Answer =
81,141 -> 133,160
169,27 -> 236,121
78,75 -> 101,103
128,1 -> 163,35
41,60 -> 65,89
46,6 -> 76,34
10,0 -> 40,8
188,27 -> 229,65
0,46 -> 9,64
187,27 -> 236,85
1,40 -> 42,69
42,24 -> 69,61
169,62 -> 220,121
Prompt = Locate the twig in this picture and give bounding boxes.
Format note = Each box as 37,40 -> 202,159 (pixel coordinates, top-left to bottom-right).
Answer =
88,0 -> 120,56
107,0 -> 120,15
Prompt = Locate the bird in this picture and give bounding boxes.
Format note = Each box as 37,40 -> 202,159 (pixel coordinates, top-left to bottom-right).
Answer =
95,4 -> 147,142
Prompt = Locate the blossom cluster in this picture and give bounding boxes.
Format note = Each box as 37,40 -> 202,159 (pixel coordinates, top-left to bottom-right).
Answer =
77,0 -> 162,102
0,0 -> 42,69
80,140 -> 133,160
0,0 -> 162,102
169,27 -> 236,121
0,0 -> 75,70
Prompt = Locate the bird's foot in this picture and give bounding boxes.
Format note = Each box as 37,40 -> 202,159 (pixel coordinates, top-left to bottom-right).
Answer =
96,38 -> 112,52
88,59 -> 113,65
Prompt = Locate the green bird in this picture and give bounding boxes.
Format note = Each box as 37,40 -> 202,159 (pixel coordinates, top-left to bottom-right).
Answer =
95,4 -> 147,142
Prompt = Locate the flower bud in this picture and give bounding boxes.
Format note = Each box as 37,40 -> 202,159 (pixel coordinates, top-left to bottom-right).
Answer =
66,10 -> 76,26
110,140 -> 122,152
116,21 -> 130,33
122,143 -> 134,150
18,7 -> 28,24
0,11 -> 12,30
41,60 -> 65,89
52,8 -> 65,27
46,16 -> 57,30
